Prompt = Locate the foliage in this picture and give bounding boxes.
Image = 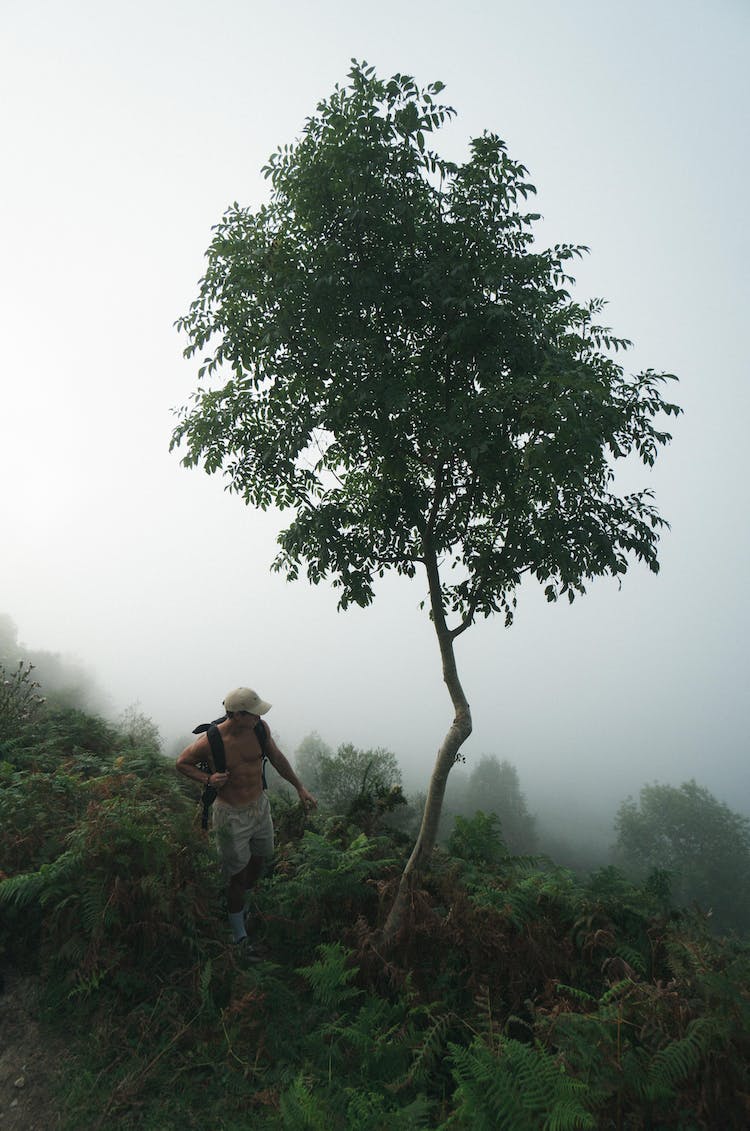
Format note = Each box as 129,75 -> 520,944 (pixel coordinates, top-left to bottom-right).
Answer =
256,827 -> 397,957
0,757 -> 89,877
172,61 -> 679,622
294,733 -> 415,838
315,742 -> 407,836
0,761 -> 215,992
447,810 -> 507,865
444,1036 -> 595,1130
615,780 -> 750,934
116,702 -> 162,755
449,755 -> 538,853
294,730 -> 334,791
4,704 -> 749,1131
0,658 -> 45,734
296,738 -> 402,812
5,704 -> 119,770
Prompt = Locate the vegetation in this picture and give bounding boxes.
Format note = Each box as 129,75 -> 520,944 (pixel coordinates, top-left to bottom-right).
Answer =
446,755 -> 538,855
171,62 -> 681,940
0,613 -> 106,714
615,780 -> 750,935
0,656 -> 45,731
2,700 -> 749,1129
286,735 -> 408,835
292,735 -> 402,811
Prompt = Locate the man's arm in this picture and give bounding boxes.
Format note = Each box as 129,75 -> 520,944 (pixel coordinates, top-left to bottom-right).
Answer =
175,735 -> 229,790
264,728 -> 317,809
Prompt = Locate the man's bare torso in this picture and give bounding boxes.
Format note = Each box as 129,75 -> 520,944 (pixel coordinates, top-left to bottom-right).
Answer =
208,717 -> 265,807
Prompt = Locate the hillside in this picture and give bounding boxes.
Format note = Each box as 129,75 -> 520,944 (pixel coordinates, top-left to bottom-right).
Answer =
1,704 -> 749,1129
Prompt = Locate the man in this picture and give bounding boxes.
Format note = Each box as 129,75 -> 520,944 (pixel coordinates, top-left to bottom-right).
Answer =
176,687 -> 317,955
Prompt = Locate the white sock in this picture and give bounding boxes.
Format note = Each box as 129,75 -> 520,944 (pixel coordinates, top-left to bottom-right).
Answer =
228,910 -> 247,943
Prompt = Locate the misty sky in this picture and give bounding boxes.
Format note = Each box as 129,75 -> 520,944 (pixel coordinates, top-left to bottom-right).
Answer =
2,0 -> 748,821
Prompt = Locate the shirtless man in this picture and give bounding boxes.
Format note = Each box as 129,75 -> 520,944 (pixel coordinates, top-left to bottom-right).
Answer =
176,687 -> 317,952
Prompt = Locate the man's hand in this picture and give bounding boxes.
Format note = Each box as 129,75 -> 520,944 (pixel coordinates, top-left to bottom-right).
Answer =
210,771 -> 230,789
297,787 -> 317,811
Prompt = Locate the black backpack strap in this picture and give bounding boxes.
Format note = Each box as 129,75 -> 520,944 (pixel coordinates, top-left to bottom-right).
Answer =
206,724 -> 226,772
193,715 -> 227,735
255,719 -> 269,791
200,725 -> 226,829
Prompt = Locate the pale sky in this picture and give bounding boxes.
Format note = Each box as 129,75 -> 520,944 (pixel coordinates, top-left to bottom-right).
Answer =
2,0 -> 748,821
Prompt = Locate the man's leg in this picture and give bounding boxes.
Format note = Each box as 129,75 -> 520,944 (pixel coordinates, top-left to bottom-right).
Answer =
227,858 -> 267,953
227,870 -> 247,915
225,859 -> 262,928
226,867 -> 249,943
235,798 -> 274,947
243,855 -> 265,892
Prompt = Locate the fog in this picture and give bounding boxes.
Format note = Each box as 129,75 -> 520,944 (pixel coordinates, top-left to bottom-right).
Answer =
2,1 -> 748,838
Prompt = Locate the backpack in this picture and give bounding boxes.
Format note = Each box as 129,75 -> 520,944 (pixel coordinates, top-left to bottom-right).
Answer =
192,716 -> 270,829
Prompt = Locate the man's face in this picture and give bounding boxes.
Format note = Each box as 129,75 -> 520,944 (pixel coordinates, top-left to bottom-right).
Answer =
232,710 -> 259,730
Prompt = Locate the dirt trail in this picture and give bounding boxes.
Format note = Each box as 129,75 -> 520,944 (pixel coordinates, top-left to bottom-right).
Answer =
0,970 -> 65,1130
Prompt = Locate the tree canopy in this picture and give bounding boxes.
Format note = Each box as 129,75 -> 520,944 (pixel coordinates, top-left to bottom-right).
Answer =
171,61 -> 680,939
173,62 -> 678,627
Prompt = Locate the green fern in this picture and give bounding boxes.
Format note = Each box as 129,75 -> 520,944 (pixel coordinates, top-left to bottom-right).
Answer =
344,1085 -> 433,1129
647,1017 -> 718,1096
397,1005 -> 453,1090
613,942 -> 647,976
297,942 -> 362,1009
555,984 -> 597,1007
444,1037 -> 595,1130
0,852 -> 79,907
278,1073 -> 330,1131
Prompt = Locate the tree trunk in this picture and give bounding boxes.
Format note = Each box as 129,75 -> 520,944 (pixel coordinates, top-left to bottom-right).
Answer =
380,546 -> 472,947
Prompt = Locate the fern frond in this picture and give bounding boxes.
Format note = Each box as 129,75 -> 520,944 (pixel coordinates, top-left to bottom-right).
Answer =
278,1073 -> 329,1131
647,1017 -> 716,1095
297,942 -> 361,1009
599,979 -> 635,1006
396,1005 -> 452,1091
556,984 -> 597,1007
446,1037 -> 595,1131
0,853 -> 78,908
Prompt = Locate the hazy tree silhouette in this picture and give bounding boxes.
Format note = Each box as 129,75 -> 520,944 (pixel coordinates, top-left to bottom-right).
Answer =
615,780 -> 750,934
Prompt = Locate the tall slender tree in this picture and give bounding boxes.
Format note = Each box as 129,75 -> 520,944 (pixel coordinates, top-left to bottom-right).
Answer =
171,62 -> 680,942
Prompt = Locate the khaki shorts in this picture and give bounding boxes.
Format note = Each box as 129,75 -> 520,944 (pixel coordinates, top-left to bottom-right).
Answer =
212,794 -> 275,880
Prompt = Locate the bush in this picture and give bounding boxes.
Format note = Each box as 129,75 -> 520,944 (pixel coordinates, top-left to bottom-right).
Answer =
0,659 -> 44,736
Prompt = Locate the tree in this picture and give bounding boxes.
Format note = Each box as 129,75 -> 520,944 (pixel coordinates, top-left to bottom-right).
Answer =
294,730 -> 334,795
171,62 -> 680,942
314,741 -> 402,813
614,780 -> 750,934
116,703 -> 162,756
461,756 -> 538,854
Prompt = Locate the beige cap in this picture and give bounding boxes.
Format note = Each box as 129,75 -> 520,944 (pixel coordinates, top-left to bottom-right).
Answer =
223,687 -> 272,715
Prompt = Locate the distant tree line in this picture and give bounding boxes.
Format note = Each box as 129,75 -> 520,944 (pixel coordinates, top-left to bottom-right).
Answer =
286,730 -> 750,937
